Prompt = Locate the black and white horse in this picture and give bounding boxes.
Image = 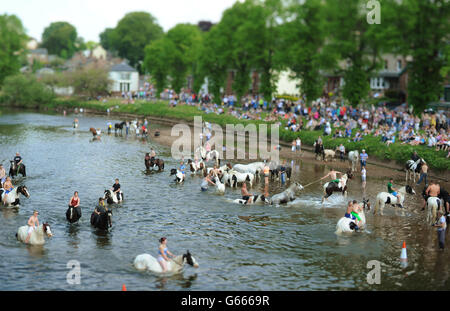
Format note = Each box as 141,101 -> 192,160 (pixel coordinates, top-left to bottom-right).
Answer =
9,160 -> 26,178
103,189 -> 124,205
187,159 -> 205,174
134,250 -> 199,273
234,194 -> 270,205
405,158 -> 425,183
0,185 -> 30,208
269,165 -> 292,182
115,121 -> 126,135
322,172 -> 353,203
170,169 -> 184,183
16,223 -> 53,245
270,182 -> 304,205
66,205 -> 82,223
90,209 -> 112,230
373,185 -> 416,215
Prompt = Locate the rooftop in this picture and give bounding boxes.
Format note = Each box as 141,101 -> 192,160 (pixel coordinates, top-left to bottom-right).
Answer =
110,62 -> 137,72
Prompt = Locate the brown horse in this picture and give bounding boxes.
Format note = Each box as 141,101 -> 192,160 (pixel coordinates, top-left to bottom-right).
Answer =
145,155 -> 164,171
89,127 -> 98,137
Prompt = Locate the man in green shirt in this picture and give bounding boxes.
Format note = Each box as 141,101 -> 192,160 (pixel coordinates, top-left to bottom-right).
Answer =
387,178 -> 402,207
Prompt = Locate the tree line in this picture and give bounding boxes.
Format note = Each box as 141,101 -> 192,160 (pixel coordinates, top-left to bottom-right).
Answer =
0,0 -> 449,113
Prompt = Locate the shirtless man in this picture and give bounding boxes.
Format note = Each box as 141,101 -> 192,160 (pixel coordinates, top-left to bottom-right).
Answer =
2,177 -> 13,205
241,183 -> 253,204
25,211 -> 39,243
344,201 -> 362,230
321,168 -> 343,187
426,181 -> 440,198
417,162 -> 428,186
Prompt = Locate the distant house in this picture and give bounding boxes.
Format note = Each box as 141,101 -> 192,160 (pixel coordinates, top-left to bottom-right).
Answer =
109,62 -> 139,93
92,45 -> 107,60
276,70 -> 301,96
26,38 -> 38,50
27,48 -> 48,64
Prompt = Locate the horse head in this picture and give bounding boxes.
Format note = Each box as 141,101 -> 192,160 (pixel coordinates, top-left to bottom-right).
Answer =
17,185 -> 30,198
170,169 -> 177,176
42,223 -> 53,237
362,198 -> 370,211
345,170 -> 353,179
405,185 -> 415,195
292,182 -> 304,192
182,250 -> 199,268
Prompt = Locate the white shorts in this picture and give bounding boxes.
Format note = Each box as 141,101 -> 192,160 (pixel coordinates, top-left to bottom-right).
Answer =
27,226 -> 35,235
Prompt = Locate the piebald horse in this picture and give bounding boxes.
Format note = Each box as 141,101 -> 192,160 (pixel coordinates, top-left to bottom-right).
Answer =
187,159 -> 205,174
103,189 -> 124,205
335,199 -> 370,234
234,194 -> 270,205
373,185 -> 415,215
66,205 -> 82,223
134,251 -> 199,273
405,158 -> 425,183
322,171 -> 353,203
170,169 -> 184,183
16,223 -> 53,245
0,185 -> 30,208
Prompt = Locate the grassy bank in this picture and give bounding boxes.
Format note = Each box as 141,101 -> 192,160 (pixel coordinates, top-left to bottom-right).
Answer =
3,97 -> 449,171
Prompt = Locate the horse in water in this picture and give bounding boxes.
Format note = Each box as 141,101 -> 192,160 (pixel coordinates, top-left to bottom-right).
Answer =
134,250 -> 199,273
335,198 -> 370,234
322,171 -> 353,203
373,185 -> 416,215
90,209 -> 112,230
16,223 -> 53,245
145,156 -> 164,171
103,189 -> 124,205
9,160 -> 26,178
115,121 -> 127,135
66,205 -> 82,223
0,185 -> 30,208
270,182 -> 304,205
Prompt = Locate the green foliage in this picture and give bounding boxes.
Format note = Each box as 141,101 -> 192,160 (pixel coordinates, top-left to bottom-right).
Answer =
99,28 -> 116,52
41,22 -> 78,58
69,65 -> 112,97
0,14 -> 27,85
1,74 -> 55,107
111,12 -> 164,72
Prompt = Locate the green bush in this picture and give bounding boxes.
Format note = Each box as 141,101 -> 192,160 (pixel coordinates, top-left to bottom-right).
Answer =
1,74 -> 55,108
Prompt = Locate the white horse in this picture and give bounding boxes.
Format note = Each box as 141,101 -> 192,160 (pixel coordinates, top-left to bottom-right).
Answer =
206,150 -> 220,165
16,223 -> 53,245
170,169 -> 184,183
103,189 -> 124,205
335,199 -> 369,234
426,196 -> 443,225
373,185 -> 416,215
233,162 -> 265,178
270,182 -> 304,205
405,158 -> 425,183
0,185 -> 30,208
134,251 -> 199,274
348,150 -> 359,172
214,176 -> 225,194
323,149 -> 336,162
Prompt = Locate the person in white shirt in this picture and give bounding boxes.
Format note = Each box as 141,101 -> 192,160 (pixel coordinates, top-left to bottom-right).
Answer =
361,167 -> 366,188
296,138 -> 301,152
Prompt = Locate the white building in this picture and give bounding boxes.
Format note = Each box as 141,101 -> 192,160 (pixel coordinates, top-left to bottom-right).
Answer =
92,45 -> 107,60
109,62 -> 139,93
276,70 -> 301,96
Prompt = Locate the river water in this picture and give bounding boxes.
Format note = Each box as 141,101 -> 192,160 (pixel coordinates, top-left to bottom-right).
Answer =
0,110 -> 449,291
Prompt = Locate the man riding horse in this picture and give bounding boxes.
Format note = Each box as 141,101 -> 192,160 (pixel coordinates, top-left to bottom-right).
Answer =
10,152 -> 26,177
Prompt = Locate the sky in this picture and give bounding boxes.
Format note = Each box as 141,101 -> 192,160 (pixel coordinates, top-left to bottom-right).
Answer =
1,0 -> 240,42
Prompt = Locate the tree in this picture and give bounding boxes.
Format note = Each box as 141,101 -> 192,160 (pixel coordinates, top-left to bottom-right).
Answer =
2,74 -> 55,107
325,0 -> 384,107
165,24 -> 203,94
41,22 -> 78,58
99,28 -> 116,52
0,14 -> 26,85
196,25 -> 228,103
281,0 -> 329,103
386,0 -> 449,113
69,64 -> 112,97
144,37 -> 175,98
112,12 -> 164,72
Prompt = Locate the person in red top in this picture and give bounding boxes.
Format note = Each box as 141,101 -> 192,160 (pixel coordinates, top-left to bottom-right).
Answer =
68,191 -> 80,209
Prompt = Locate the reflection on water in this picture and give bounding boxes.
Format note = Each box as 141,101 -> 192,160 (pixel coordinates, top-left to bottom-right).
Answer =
0,110 -> 449,291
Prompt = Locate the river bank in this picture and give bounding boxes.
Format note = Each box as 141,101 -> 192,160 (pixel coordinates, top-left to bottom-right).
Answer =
63,106 -> 450,185
3,97 -> 449,174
